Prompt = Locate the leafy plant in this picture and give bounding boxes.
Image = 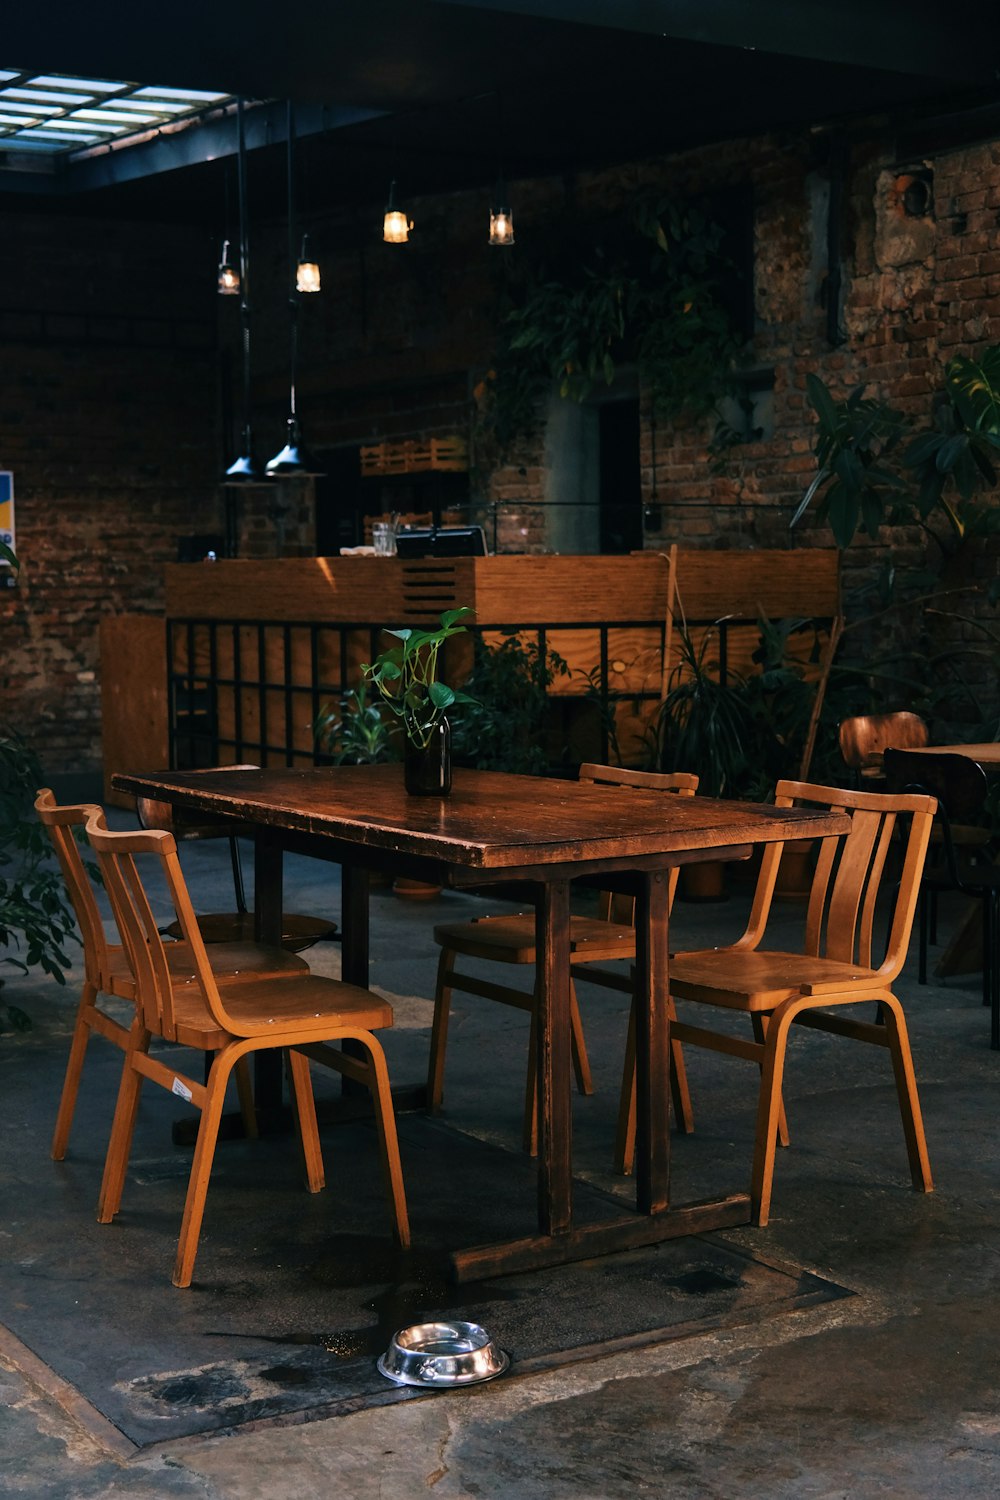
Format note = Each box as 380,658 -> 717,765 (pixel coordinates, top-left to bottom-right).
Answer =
362,607 -> 479,749
794,350 -> 1000,547
479,191 -> 743,453
313,684 -> 399,764
656,622 -> 755,798
451,632 -> 570,774
1,733 -> 82,1029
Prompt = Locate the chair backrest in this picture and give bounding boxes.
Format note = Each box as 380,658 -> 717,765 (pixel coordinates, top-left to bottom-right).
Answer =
34,789 -> 114,989
838,712 -> 929,775
83,812 -> 243,1041
882,748 -> 989,824
577,763 -> 699,923
742,778 -> 936,981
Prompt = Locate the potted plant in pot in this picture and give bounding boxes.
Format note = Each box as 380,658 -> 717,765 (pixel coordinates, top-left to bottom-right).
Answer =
362,607 -> 477,796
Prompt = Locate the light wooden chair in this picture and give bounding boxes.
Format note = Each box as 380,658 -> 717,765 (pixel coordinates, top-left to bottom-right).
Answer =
427,763 -> 699,1154
617,779 -> 937,1225
136,765 -> 337,952
84,811 -> 409,1287
35,790 -> 311,1162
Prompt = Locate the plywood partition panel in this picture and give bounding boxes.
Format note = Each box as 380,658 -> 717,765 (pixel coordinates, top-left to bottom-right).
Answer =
157,550 -> 841,773
100,616 -> 168,808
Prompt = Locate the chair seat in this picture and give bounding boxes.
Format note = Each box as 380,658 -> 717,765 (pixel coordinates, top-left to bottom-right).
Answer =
165,975 -> 394,1049
920,858 -> 1000,894
669,948 -> 881,1012
434,912 -> 638,965
163,911 -> 338,951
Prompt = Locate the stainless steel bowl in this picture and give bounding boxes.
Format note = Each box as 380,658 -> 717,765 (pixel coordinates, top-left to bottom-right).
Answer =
377,1321 -> 509,1387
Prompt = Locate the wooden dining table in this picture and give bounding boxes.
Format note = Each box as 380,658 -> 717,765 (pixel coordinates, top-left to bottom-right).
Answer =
111,763 -> 848,1281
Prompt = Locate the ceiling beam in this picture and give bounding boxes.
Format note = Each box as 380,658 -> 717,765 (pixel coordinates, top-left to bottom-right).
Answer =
0,99 -> 387,195
434,0 -> 1000,85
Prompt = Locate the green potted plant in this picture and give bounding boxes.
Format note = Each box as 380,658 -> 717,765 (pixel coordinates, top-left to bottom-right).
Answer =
450,631 -> 569,774
0,732 -> 81,1031
313,684 -> 399,765
362,607 -> 477,796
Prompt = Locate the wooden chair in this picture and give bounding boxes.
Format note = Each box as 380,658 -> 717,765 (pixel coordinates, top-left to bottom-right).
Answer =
84,811 -> 409,1287
427,763 -> 699,1154
35,790 -> 311,1162
838,712 -> 929,782
617,779 -> 937,1225
136,765 -> 337,952
884,748 -> 1000,1049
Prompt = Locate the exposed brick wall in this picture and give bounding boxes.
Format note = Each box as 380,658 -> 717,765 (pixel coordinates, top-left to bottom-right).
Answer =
0,212 -> 220,772
4,121 -> 1000,774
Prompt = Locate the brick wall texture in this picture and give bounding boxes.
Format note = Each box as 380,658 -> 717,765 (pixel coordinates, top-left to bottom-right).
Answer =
3,123 -> 1000,773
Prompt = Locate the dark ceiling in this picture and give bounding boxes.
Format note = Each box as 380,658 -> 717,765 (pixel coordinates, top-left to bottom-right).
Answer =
4,0 -> 1000,229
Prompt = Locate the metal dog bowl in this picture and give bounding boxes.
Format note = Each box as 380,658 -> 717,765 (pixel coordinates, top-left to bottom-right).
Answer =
377,1321 -> 509,1388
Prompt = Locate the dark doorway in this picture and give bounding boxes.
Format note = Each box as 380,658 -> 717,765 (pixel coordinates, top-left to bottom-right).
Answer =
599,399 -> 642,554
314,447 -> 363,555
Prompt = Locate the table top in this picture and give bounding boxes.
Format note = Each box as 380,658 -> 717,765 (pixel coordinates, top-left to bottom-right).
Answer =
111,765 -> 849,874
908,743 -> 1000,765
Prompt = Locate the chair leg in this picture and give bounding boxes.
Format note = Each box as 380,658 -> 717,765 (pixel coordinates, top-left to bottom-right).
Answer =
524,980 -> 593,1157
286,1048 -> 324,1192
426,946 -> 455,1114
97,1019 -> 150,1223
51,981 -> 98,1161
878,994 -> 934,1194
569,981 -> 593,1097
749,1001 -> 802,1227
173,1046 -> 238,1288
750,1014 -> 790,1149
615,995 -> 694,1177
359,1035 -> 410,1249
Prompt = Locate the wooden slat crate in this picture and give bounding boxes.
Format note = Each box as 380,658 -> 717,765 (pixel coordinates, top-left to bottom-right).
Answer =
359,435 -> 468,476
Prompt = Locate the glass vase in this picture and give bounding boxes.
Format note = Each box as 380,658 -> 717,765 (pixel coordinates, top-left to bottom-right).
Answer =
404,718 -> 452,796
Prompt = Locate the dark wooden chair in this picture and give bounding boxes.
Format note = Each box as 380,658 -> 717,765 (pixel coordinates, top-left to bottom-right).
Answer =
883,747 -> 1000,1049
35,790 -> 312,1160
838,711 -> 929,783
427,763 -> 699,1154
85,810 -> 409,1287
616,779 -> 937,1224
136,765 -> 337,951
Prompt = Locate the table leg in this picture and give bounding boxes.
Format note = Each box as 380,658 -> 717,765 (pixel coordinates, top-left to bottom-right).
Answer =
634,870 -> 671,1215
535,879 -> 572,1237
340,862 -> 370,987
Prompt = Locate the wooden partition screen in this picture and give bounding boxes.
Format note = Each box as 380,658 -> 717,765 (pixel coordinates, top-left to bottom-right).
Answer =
101,550 -> 840,802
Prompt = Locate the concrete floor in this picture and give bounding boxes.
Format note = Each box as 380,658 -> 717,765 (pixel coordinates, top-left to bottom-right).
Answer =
3,811 -> 1000,1498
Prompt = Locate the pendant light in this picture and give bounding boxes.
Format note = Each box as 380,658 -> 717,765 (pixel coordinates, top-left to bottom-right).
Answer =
217,238 -> 240,294
224,99 -> 258,482
488,94 -> 515,246
296,234 -> 321,293
266,102 -> 314,478
383,178 -> 412,243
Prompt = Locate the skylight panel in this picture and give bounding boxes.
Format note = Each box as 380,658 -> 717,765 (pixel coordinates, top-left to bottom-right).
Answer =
0,69 -> 236,157
4,87 -> 94,104
29,74 -> 121,92
133,86 -> 228,102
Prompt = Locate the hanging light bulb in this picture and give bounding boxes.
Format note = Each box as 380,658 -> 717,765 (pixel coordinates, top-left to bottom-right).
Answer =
383,179 -> 412,243
489,187 -> 515,247
217,238 -> 240,294
296,234 -> 321,293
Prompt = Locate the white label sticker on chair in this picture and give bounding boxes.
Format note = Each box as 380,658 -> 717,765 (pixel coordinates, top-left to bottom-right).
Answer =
171,1077 -> 193,1102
